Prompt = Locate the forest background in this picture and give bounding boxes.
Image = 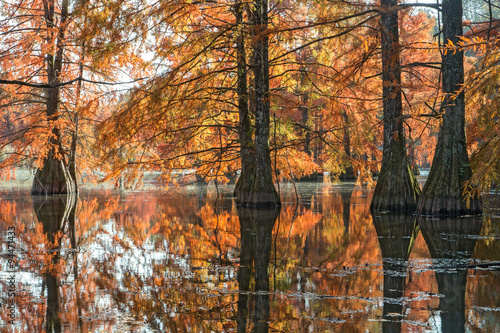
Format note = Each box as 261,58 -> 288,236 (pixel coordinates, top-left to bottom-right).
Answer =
0,0 -> 499,215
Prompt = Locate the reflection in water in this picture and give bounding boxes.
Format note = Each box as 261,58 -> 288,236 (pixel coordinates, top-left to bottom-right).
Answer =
341,183 -> 355,234
419,217 -> 482,333
32,194 -> 77,333
373,214 -> 418,332
237,207 -> 279,333
0,186 -> 498,332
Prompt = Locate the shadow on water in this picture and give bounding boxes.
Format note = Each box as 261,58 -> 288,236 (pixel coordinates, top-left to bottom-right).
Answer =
418,217 -> 482,333
32,194 -> 77,333
236,207 -> 280,333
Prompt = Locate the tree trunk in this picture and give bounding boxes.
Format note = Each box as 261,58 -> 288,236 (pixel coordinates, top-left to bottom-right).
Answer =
68,45 -> 85,195
370,0 -> 420,213
341,110 -> 356,180
242,0 -> 280,207
417,0 -> 481,216
32,150 -> 75,195
299,65 -> 311,157
234,1 -> 256,203
408,143 -> 420,175
32,0 -> 76,195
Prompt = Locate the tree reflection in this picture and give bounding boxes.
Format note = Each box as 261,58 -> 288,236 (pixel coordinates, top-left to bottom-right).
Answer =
32,194 -> 77,333
372,214 -> 419,331
341,183 -> 355,234
0,187 -> 495,331
419,217 -> 482,333
236,207 -> 280,333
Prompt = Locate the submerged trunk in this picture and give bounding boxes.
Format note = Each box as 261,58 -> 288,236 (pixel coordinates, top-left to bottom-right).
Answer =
417,0 -> 481,216
370,0 -> 420,213
241,0 -> 280,207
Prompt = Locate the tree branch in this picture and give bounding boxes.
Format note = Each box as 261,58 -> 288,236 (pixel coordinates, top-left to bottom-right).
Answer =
0,77 -> 147,88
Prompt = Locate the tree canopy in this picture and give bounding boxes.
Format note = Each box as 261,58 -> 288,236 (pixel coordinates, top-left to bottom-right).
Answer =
0,0 -> 498,213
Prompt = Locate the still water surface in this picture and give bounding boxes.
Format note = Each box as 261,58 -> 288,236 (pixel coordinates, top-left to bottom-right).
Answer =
0,180 -> 499,332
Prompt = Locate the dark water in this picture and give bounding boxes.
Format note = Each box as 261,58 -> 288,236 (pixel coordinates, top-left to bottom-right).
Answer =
0,181 -> 499,332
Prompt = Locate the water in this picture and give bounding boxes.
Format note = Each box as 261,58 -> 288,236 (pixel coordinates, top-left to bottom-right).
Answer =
0,181 -> 499,332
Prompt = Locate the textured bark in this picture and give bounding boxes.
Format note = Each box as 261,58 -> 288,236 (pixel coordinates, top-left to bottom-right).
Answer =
340,110 -> 356,180
417,0 -> 481,216
408,144 -> 420,176
32,0 -> 76,195
371,0 -> 420,213
419,217 -> 482,332
234,1 -> 256,203
299,66 -> 311,157
373,214 -> 418,332
32,152 -> 75,195
241,0 -> 280,207
236,207 -> 279,333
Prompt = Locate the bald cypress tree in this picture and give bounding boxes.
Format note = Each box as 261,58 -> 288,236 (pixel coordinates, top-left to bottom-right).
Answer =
370,0 -> 420,213
417,0 -> 481,216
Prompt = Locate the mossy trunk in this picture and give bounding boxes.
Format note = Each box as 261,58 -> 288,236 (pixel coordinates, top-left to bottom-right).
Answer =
371,0 -> 420,213
417,0 -> 481,216
239,0 -> 280,207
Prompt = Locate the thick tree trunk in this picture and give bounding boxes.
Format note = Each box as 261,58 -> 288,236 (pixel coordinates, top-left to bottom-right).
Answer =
234,1 -> 256,203
371,0 -> 420,213
33,0 -> 75,195
242,0 -> 280,207
32,149 -> 75,195
417,0 -> 481,216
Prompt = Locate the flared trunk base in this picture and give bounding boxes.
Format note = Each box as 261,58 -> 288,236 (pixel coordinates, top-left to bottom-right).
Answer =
371,160 -> 420,214
32,157 -> 76,195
